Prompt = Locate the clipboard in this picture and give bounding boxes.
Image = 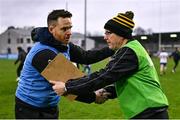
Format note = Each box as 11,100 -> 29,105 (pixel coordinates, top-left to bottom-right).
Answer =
41,53 -> 85,100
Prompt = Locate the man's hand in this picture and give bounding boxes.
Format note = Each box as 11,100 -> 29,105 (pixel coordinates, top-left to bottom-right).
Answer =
49,80 -> 66,96
94,88 -> 111,104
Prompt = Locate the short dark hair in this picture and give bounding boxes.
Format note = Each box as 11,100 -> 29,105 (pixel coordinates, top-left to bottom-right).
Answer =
47,9 -> 72,26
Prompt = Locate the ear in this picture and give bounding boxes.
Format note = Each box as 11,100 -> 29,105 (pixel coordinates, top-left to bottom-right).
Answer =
48,25 -> 54,34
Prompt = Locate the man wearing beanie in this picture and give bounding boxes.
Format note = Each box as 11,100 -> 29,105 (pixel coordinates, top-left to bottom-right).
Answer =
50,11 -> 169,119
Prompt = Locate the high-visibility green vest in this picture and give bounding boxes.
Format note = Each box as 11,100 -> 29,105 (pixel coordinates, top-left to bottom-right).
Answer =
115,40 -> 168,118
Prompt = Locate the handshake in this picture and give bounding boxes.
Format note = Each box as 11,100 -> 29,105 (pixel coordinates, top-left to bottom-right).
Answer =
94,88 -> 111,104
49,80 -> 111,104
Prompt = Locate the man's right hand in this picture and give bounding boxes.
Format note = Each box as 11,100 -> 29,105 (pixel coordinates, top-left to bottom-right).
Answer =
94,88 -> 111,104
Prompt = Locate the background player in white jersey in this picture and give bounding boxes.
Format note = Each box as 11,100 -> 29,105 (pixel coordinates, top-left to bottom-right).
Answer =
159,48 -> 169,75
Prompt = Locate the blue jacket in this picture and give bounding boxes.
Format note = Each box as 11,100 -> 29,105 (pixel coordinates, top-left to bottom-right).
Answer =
16,27 -> 70,107
16,42 -> 70,107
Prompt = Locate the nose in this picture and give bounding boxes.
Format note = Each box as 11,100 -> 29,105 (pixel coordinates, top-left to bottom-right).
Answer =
104,35 -> 108,41
66,29 -> 72,35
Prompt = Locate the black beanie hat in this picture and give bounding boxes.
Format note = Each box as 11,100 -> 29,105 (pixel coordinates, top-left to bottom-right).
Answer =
104,11 -> 135,39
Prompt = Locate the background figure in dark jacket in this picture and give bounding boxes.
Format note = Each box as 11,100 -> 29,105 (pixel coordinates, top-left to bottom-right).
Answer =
171,47 -> 180,73
14,47 -> 27,80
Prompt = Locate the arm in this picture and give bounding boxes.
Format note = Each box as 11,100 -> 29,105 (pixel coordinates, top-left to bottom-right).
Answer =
14,59 -> 19,65
51,47 -> 138,96
32,49 -> 57,73
69,43 -> 115,64
65,47 -> 138,95
33,50 -> 107,104
14,54 -> 20,64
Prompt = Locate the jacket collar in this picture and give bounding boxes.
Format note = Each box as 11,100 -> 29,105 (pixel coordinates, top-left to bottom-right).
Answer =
34,27 -> 68,52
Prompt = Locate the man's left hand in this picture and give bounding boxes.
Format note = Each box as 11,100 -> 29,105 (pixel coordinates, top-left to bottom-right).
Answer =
49,80 -> 66,96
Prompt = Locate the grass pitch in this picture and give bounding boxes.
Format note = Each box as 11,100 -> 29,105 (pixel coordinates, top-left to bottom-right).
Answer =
0,57 -> 180,119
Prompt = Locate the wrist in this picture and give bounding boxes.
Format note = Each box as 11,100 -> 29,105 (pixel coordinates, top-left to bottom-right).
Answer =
62,85 -> 68,96
64,86 -> 67,92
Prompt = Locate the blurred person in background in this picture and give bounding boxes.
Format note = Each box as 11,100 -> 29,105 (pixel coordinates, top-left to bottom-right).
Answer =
159,48 -> 169,75
14,47 -> 27,81
170,47 -> 180,73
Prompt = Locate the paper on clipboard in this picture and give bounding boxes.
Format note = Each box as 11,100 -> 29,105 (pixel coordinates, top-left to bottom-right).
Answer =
41,53 -> 85,101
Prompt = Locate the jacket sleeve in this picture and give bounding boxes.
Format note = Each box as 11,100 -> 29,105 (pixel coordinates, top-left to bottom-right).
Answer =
65,47 -> 138,95
75,92 -> 96,103
69,43 -> 115,64
32,49 -> 57,73
103,84 -> 117,99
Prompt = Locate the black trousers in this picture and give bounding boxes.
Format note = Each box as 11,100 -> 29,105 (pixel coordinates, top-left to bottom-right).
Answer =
132,106 -> 169,119
15,97 -> 59,119
173,59 -> 179,71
